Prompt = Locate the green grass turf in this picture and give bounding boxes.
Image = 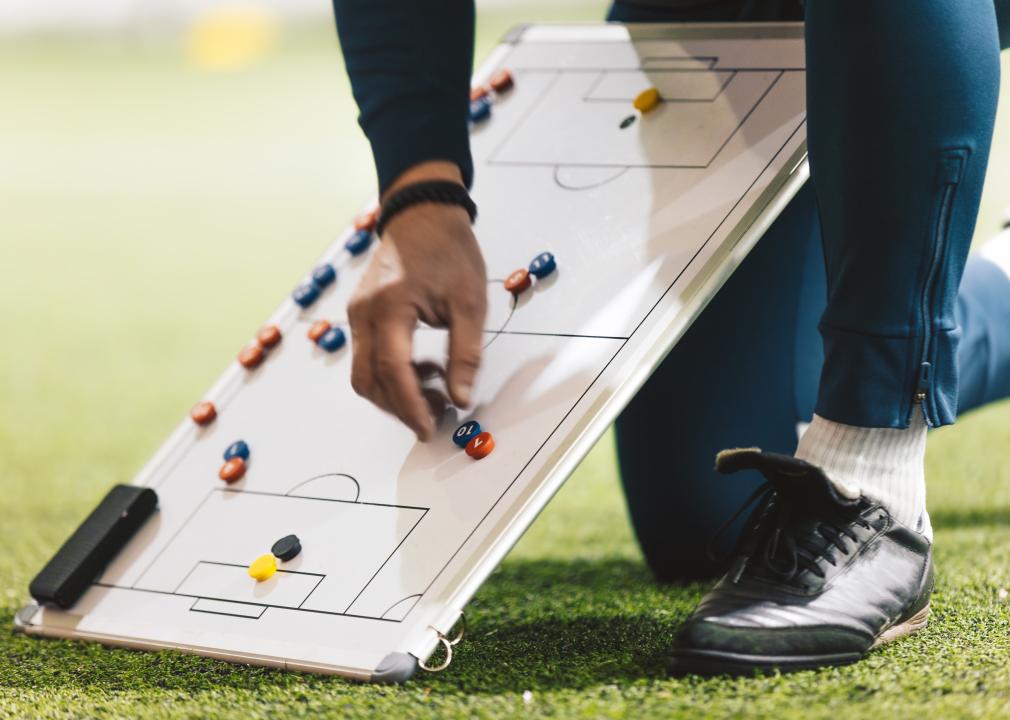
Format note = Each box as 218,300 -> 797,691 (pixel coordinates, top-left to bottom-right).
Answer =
3,8 -> 1010,718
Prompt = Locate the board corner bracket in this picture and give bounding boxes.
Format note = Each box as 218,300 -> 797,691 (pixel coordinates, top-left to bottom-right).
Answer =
13,602 -> 40,634
370,652 -> 419,684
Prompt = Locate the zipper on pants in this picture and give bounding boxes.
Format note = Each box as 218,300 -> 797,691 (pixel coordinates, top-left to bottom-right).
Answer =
913,149 -> 967,425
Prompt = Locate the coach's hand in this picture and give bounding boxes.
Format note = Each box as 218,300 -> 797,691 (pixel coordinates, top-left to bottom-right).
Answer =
347,162 -> 487,442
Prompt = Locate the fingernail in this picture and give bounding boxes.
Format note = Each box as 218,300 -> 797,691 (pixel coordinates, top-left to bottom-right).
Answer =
453,382 -> 472,407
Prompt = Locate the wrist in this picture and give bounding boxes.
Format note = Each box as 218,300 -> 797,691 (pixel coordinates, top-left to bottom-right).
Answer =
376,179 -> 477,238
382,161 -> 464,203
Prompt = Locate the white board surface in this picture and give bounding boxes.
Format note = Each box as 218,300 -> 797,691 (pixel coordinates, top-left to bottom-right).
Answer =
16,22 -> 808,682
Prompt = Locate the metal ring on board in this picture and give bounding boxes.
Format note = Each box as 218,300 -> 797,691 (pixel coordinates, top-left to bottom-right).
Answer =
418,635 -> 453,673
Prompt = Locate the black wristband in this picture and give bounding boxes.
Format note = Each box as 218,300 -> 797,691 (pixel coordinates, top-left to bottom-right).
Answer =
375,180 -> 477,237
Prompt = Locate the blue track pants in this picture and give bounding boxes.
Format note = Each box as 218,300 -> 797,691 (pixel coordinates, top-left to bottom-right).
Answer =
609,0 -> 1010,578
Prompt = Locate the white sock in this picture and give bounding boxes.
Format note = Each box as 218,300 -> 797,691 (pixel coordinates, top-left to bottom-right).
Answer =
795,412 -> 931,540
979,228 -> 1010,281
794,227 -> 1010,540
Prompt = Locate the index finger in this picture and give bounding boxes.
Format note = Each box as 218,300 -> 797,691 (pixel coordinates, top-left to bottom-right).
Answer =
446,295 -> 487,408
372,306 -> 436,441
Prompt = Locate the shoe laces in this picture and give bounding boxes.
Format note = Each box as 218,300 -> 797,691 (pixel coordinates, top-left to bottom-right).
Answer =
708,482 -> 873,585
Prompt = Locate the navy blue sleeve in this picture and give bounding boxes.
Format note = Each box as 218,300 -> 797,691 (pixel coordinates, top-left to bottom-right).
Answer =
333,0 -> 475,193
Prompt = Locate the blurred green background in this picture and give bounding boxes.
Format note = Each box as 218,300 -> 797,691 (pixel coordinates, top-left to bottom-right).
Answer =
3,3 -> 1010,718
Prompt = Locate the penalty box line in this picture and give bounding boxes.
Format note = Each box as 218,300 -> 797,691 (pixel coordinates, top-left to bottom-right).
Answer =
118,488 -> 431,620
91,581 -> 406,623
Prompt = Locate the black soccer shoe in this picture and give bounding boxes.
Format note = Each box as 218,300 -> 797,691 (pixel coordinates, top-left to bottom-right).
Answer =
668,448 -> 934,677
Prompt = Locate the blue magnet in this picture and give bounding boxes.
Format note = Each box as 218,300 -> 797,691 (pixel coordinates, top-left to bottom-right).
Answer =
528,252 -> 556,279
345,229 -> 373,256
452,420 -> 481,448
292,282 -> 320,308
318,327 -> 346,352
223,440 -> 250,462
468,96 -> 491,124
311,263 -> 336,288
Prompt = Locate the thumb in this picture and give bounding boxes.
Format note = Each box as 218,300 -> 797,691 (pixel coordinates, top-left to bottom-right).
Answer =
446,300 -> 485,408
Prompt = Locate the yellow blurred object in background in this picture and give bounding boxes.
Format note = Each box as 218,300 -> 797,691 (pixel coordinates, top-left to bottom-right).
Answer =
186,4 -> 279,72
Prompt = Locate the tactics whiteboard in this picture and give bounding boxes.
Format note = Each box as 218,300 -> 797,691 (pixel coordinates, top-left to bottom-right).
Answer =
16,23 -> 808,682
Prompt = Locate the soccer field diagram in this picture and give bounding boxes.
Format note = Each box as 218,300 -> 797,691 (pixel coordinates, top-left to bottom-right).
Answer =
17,24 -> 809,682
488,62 -> 783,171
118,487 -> 430,623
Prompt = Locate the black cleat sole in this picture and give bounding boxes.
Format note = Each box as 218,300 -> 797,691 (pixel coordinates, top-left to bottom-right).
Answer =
668,649 -> 861,678
668,603 -> 930,678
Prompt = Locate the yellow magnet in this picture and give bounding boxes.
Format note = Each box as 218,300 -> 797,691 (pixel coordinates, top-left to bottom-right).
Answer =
633,87 -> 660,113
248,553 -> 277,582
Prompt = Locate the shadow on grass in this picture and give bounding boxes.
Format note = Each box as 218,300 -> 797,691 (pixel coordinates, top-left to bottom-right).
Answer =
421,556 -> 707,693
929,506 -> 1010,530
0,557 -> 707,695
